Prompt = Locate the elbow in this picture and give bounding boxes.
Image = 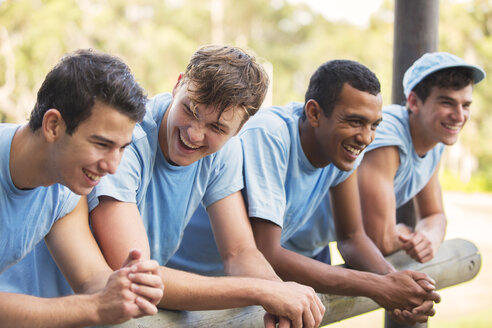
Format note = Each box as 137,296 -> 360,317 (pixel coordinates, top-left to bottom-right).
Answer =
379,238 -> 399,256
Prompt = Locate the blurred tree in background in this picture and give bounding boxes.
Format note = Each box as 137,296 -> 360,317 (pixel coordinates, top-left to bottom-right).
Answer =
0,0 -> 490,190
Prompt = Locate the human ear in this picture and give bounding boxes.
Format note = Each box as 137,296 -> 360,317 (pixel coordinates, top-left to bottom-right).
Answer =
407,92 -> 421,114
304,99 -> 322,128
42,109 -> 65,142
172,73 -> 185,96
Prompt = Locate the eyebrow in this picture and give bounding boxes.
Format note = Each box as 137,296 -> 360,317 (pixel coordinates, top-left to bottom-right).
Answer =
89,135 -> 132,148
184,102 -> 199,119
345,114 -> 382,124
436,95 -> 472,105
187,101 -> 232,132
217,122 -> 232,134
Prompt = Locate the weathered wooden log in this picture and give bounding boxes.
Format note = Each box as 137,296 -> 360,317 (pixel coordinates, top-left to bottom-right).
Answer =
98,238 -> 481,328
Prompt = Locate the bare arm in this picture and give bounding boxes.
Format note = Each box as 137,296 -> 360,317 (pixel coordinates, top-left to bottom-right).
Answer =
90,196 -> 325,328
207,191 -> 280,280
251,217 -> 439,312
0,291 -> 115,328
331,172 -> 395,274
331,172 -> 438,323
0,198 -> 163,328
358,146 -> 404,255
399,167 -> 447,263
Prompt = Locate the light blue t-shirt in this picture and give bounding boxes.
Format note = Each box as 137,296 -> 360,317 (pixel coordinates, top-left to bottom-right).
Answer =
366,104 -> 445,207
0,242 -> 72,297
168,102 -> 360,274
88,93 -> 244,265
0,124 -> 79,294
284,105 -> 445,257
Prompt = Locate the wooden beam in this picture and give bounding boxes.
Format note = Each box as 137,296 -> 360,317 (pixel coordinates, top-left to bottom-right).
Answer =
98,238 -> 481,328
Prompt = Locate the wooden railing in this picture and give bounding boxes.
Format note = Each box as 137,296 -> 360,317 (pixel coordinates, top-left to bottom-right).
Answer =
99,238 -> 481,328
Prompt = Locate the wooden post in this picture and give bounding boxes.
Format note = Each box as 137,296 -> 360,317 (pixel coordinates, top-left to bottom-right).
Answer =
389,1 -> 439,327
97,238 -> 481,328
392,0 -> 439,105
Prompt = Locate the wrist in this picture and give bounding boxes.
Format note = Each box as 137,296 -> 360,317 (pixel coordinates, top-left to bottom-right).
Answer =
80,293 -> 104,326
358,271 -> 386,299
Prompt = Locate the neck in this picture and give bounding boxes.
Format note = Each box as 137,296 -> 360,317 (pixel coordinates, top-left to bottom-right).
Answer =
409,113 -> 438,157
298,117 -> 324,168
158,104 -> 172,163
10,125 -> 53,189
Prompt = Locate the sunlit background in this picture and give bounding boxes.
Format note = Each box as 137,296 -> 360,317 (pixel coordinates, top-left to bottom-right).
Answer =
1,0 -> 491,327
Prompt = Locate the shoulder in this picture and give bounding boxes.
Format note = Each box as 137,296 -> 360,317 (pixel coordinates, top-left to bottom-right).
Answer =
203,136 -> 242,168
0,123 -> 20,141
361,145 -> 400,178
240,102 -> 302,145
380,105 -> 409,133
146,93 -> 173,118
367,105 -> 410,153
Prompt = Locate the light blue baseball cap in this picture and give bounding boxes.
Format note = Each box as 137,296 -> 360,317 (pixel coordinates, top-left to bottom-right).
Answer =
403,52 -> 486,98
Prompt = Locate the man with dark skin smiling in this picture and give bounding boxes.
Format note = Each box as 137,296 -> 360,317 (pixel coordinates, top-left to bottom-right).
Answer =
171,59 -> 441,324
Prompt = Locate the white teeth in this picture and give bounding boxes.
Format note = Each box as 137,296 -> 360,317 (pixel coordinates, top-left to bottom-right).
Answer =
344,145 -> 362,155
179,131 -> 200,149
83,169 -> 101,181
443,123 -> 460,131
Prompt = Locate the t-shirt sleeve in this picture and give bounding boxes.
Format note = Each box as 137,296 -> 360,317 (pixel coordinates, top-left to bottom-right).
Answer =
241,126 -> 289,227
367,109 -> 407,156
88,144 -> 143,211
54,190 -> 82,222
201,137 -> 244,207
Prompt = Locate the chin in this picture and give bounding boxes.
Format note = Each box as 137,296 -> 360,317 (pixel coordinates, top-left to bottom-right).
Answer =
333,160 -> 354,172
67,183 -> 94,196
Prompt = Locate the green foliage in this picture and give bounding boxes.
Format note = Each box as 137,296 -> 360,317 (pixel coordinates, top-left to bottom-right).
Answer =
440,169 -> 492,192
0,0 -> 491,187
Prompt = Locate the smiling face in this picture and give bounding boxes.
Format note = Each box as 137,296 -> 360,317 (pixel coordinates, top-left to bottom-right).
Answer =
409,84 -> 473,151
159,81 -> 245,166
52,101 -> 135,195
301,83 -> 382,170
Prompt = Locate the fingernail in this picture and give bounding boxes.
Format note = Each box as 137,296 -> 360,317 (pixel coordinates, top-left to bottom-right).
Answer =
129,273 -> 135,279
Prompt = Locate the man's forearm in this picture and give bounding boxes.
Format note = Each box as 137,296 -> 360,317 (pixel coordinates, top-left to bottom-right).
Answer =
0,292 -> 101,328
223,247 -> 281,281
337,234 -> 396,274
265,245 -> 381,296
73,269 -> 112,295
415,214 -> 447,249
266,248 -> 439,312
158,266 -> 276,310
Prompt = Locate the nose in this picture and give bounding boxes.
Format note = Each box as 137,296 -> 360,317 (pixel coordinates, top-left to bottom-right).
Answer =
355,127 -> 375,146
451,105 -> 466,123
187,123 -> 205,143
100,149 -> 121,175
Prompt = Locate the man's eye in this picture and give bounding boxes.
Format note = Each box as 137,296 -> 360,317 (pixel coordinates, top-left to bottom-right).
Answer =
184,105 -> 198,119
350,120 -> 362,126
184,106 -> 193,115
211,124 -> 223,133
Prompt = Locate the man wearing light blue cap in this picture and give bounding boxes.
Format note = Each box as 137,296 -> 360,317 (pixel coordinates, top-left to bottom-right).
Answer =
170,59 -> 443,324
357,52 -> 485,263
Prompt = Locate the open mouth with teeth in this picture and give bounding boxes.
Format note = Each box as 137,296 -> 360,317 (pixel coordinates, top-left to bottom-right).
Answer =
82,168 -> 101,182
343,144 -> 363,157
179,130 -> 202,151
442,123 -> 460,132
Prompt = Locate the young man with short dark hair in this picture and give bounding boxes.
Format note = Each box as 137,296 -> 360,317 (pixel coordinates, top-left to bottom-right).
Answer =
0,49 -> 164,327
